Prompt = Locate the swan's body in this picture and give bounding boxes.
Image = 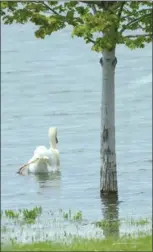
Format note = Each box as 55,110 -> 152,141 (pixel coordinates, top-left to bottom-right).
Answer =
28,145 -> 59,173
18,127 -> 60,175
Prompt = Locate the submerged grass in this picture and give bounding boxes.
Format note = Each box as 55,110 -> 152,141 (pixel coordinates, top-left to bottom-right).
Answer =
94,216 -> 152,230
2,234 -> 152,251
2,208 -> 82,224
4,210 -> 19,219
95,219 -> 120,229
2,207 -> 42,224
1,207 -> 152,251
127,217 -> 150,226
62,209 -> 83,222
22,206 -> 42,224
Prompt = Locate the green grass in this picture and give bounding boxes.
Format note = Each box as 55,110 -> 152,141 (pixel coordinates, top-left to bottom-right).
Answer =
94,216 -> 152,230
2,208 -> 82,224
22,206 -> 42,224
62,209 -> 83,221
2,207 -> 42,224
4,210 -> 20,219
2,234 -> 152,251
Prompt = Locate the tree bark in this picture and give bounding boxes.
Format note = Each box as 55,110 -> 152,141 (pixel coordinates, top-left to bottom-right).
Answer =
100,48 -> 118,194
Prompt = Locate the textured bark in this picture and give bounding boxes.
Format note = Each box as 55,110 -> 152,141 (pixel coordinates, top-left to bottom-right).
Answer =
100,48 -> 118,194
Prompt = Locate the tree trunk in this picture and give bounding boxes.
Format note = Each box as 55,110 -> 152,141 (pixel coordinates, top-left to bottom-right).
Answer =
100,48 -> 118,194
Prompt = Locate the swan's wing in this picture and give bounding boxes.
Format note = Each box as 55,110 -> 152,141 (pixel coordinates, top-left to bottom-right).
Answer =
33,146 -> 48,157
18,146 -> 49,175
18,156 -> 39,174
38,148 -> 58,167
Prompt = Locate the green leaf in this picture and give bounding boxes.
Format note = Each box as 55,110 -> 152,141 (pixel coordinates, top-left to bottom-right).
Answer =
1,1 -> 152,51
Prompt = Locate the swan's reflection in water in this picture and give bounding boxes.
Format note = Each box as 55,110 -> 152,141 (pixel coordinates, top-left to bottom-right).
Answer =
31,171 -> 61,191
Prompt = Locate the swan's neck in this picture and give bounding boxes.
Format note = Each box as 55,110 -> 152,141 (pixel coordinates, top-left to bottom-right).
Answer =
49,139 -> 56,149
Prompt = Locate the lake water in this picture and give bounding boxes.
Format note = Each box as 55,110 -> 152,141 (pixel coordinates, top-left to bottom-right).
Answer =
1,23 -> 152,234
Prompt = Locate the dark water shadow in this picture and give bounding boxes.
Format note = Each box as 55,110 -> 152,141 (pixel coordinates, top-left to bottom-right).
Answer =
100,193 -> 120,239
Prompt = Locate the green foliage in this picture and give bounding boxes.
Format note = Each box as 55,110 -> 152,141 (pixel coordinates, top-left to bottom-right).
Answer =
3,206 -> 42,224
4,210 -> 19,219
22,206 -> 42,224
62,209 -> 83,222
1,1 -> 152,52
2,207 -> 83,225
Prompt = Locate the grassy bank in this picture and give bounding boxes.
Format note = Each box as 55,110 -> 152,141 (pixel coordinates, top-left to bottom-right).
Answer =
2,234 -> 152,251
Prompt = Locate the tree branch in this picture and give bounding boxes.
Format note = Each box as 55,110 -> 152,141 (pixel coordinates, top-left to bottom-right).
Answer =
31,1 -> 82,24
91,4 -> 97,15
120,13 -> 152,33
123,33 -> 152,38
41,2 -> 63,16
123,7 -> 152,17
87,37 -> 95,43
31,1 -> 65,17
116,1 -> 126,30
80,1 -> 103,8
117,1 -> 126,20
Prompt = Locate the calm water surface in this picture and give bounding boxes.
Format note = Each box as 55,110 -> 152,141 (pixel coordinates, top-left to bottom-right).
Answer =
1,24 -> 152,226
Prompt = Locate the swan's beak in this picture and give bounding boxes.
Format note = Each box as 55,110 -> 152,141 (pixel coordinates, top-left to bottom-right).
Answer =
56,136 -> 58,144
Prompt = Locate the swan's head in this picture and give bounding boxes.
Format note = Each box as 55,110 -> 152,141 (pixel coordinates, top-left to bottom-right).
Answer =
48,127 -> 58,146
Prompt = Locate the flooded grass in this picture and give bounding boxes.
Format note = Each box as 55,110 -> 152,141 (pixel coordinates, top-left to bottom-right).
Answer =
22,206 -> 42,224
62,209 -> 83,222
95,219 -> 120,229
4,210 -> 20,219
1,208 -> 83,225
127,217 -> 150,226
1,207 -> 152,251
94,217 -> 152,229
2,207 -> 42,224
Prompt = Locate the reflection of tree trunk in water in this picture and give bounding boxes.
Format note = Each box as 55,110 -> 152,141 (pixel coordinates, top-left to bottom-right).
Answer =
100,193 -> 119,238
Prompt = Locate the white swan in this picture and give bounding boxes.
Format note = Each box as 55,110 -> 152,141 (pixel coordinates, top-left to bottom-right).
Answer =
18,127 -> 60,175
